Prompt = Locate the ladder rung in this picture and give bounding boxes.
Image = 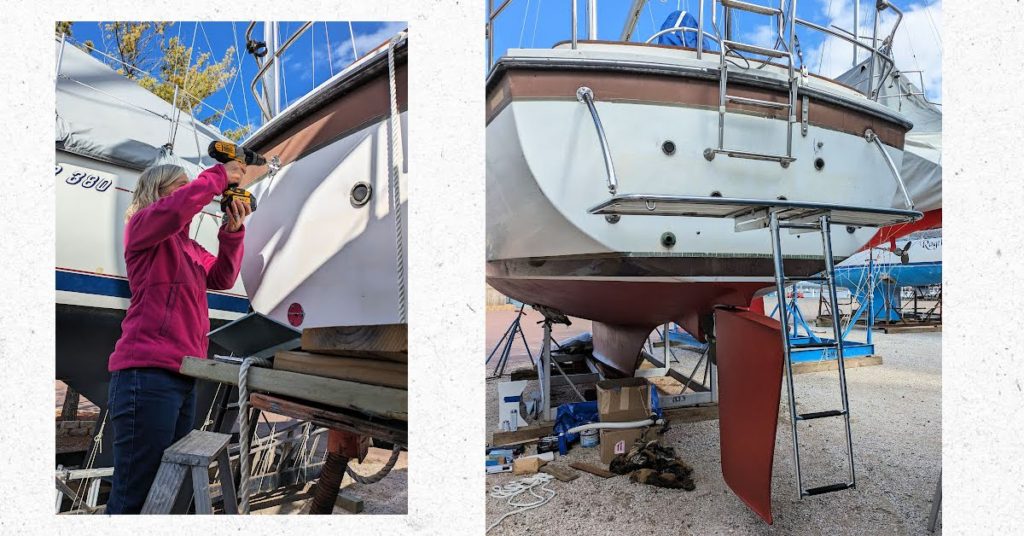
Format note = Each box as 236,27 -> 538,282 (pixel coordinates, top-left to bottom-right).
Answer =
790,341 -> 838,349
726,94 -> 791,109
721,0 -> 783,16
803,482 -> 854,497
785,276 -> 827,282
797,409 -> 846,421
723,40 -> 790,59
778,222 -> 822,230
710,148 -> 796,164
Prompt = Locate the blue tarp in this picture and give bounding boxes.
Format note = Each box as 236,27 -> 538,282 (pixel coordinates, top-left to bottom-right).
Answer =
657,11 -> 717,51
554,388 -> 663,454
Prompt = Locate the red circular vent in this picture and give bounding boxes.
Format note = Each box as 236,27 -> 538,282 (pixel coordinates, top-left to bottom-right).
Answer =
287,303 -> 305,327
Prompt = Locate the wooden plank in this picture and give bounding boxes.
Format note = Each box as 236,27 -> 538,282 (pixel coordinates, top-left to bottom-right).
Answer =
274,351 -> 407,389
792,355 -> 883,375
335,491 -> 364,513
540,465 -> 579,482
301,324 -> 407,362
180,357 -> 407,422
250,393 -> 407,446
490,424 -> 553,447
663,404 -> 720,423
883,324 -> 941,334
569,462 -> 616,479
217,450 -> 238,515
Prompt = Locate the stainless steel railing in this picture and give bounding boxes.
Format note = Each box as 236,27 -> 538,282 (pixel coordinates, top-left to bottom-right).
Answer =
486,0 -> 904,102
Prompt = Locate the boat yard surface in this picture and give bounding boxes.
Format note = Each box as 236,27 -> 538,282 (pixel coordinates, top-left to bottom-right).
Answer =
485,303 -> 941,534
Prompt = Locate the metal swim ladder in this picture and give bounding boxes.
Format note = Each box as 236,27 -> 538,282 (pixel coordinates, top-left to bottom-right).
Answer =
704,0 -> 798,167
768,212 -> 856,498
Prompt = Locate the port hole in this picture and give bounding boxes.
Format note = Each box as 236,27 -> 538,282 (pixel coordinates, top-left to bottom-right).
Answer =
710,191 -> 722,198
662,141 -> 676,155
814,158 -> 825,171
661,232 -> 676,248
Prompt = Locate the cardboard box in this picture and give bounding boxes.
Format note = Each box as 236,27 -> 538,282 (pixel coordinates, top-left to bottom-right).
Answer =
599,428 -> 645,465
597,378 -> 652,423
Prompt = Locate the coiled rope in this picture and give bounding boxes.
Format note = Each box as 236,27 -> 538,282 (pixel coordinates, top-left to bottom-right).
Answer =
486,473 -> 557,533
236,356 -> 271,514
386,32 -> 407,324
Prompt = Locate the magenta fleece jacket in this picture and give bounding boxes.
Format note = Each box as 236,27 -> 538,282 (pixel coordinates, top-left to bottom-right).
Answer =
108,163 -> 245,373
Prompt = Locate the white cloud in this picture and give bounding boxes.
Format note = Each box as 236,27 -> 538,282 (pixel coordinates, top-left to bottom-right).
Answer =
328,22 -> 407,71
803,0 -> 942,102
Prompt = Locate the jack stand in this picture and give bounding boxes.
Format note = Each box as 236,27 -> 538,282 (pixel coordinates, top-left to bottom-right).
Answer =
309,429 -> 368,515
533,306 -> 572,422
486,304 -> 534,377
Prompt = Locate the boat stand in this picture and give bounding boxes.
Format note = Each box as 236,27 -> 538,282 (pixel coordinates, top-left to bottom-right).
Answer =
637,324 -> 718,409
486,303 -> 534,378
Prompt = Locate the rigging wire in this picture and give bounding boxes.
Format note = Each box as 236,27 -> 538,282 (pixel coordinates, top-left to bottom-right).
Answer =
529,0 -> 542,48
230,21 -> 253,133
517,0 -> 532,48
348,21 -> 359,60
325,21 -> 335,78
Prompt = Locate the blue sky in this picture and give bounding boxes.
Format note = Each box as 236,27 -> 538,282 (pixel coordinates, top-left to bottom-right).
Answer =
488,0 -> 941,102
65,21 -> 407,140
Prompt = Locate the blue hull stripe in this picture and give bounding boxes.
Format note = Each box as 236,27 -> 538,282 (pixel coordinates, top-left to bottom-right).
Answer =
56,270 -> 250,313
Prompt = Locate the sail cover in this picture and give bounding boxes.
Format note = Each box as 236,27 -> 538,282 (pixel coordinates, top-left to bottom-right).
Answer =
836,59 -> 942,212
55,38 -> 224,176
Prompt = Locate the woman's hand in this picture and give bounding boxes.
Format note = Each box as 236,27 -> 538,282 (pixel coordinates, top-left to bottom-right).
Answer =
224,196 -> 252,233
223,160 -> 246,187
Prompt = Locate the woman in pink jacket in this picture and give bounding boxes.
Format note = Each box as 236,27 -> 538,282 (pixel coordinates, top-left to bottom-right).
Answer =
105,160 -> 251,514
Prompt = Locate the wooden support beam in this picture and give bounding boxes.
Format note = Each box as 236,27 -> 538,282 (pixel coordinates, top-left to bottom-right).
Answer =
792,355 -> 883,375
301,324 -> 407,362
490,423 -> 553,447
274,351 -> 407,389
569,462 -> 616,478
663,404 -> 720,423
180,357 -> 407,422
60,387 -> 80,421
250,393 -> 407,446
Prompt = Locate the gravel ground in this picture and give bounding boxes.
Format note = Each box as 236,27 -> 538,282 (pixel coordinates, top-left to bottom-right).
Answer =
485,302 -> 941,535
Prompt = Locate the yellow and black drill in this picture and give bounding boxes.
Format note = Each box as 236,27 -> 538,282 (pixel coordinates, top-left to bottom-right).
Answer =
207,140 -> 272,213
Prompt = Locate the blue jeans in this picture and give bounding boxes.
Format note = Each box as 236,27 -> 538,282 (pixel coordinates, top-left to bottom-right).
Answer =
106,367 -> 197,515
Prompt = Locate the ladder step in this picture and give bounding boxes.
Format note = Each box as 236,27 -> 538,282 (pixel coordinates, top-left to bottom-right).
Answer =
726,94 -> 791,109
778,222 -> 822,230
721,0 -> 783,16
790,341 -> 839,349
797,409 -> 846,421
709,148 -> 796,164
723,39 -> 790,59
802,482 -> 854,497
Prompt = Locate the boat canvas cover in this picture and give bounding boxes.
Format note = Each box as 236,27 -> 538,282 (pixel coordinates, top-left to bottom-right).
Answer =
658,11 -> 717,51
55,39 -> 224,175
836,60 -> 942,212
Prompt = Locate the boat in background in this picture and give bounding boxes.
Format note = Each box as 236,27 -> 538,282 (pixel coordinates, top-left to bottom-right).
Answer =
56,36 -> 248,418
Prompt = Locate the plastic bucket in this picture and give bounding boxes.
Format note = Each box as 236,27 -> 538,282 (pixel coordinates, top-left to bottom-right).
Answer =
581,429 -> 599,448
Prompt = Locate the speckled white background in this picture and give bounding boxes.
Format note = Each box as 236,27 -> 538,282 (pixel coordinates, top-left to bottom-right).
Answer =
2,0 -> 1021,533
1,0 -> 485,534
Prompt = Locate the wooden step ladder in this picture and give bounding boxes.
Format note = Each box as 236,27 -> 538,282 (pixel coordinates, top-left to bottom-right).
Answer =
141,430 -> 238,514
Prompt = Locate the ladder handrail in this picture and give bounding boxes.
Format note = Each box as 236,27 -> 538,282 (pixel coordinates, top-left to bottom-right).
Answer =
575,86 -> 619,195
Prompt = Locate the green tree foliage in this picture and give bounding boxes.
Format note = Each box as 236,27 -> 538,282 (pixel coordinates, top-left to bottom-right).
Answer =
55,21 -> 94,52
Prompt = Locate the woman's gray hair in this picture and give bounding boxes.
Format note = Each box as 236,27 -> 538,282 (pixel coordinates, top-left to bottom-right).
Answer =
125,164 -> 188,223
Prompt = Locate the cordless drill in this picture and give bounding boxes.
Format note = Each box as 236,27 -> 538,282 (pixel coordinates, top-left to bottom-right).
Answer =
207,140 -> 266,213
